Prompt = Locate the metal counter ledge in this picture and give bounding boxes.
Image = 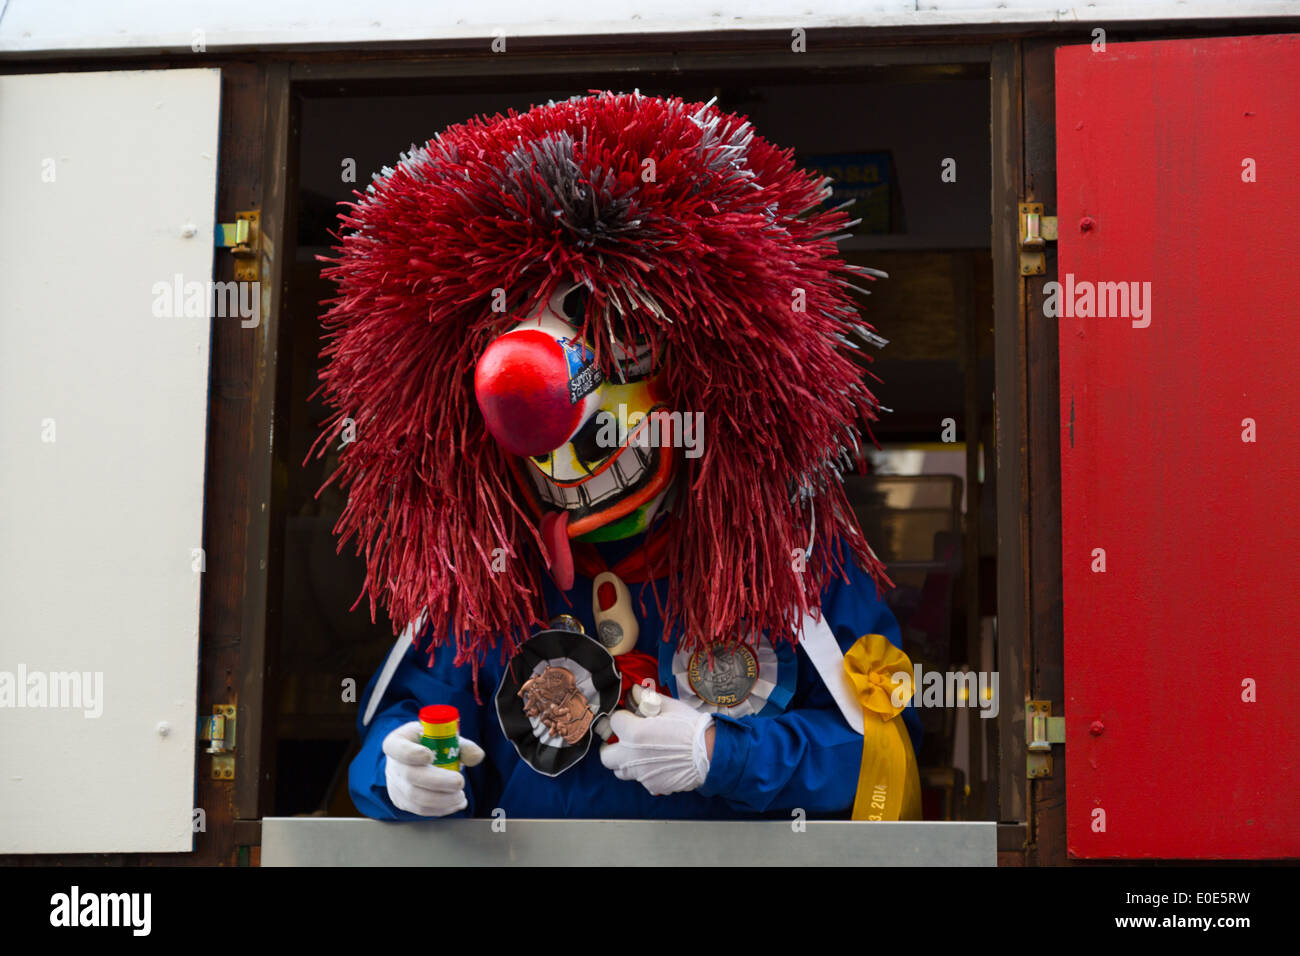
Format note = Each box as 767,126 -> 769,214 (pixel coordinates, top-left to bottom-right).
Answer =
261,818 -> 996,866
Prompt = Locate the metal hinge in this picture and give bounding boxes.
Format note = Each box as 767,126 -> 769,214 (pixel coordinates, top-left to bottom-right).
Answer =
1018,202 -> 1058,276
1025,699 -> 1065,779
198,704 -> 237,780
215,209 -> 261,282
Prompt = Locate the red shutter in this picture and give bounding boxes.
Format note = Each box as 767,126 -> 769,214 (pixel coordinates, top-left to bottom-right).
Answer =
1057,34 -> 1300,859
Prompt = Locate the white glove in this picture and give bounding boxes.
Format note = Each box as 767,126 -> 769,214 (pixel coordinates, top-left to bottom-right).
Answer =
599,686 -> 713,795
382,721 -> 485,817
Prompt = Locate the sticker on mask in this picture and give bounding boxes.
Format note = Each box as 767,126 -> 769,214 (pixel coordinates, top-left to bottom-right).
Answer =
559,337 -> 603,404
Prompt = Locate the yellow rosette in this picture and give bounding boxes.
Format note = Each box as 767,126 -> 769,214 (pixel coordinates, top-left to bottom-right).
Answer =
843,633 -> 922,821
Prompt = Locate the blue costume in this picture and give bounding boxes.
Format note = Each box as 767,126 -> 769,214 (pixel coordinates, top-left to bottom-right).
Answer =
350,534 -> 921,821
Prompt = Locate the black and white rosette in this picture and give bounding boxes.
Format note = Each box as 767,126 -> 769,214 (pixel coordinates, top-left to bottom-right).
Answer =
660,634 -> 797,718
495,629 -> 622,777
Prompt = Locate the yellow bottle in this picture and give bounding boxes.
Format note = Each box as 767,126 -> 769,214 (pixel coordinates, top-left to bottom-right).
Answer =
418,705 -> 460,772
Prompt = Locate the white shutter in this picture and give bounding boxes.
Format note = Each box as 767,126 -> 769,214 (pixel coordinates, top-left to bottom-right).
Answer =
0,68 -> 221,852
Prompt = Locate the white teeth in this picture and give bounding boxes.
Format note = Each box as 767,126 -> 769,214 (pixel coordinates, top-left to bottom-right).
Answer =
529,467 -> 555,505
548,452 -> 586,483
583,461 -> 620,503
529,443 -> 655,511
631,448 -> 650,483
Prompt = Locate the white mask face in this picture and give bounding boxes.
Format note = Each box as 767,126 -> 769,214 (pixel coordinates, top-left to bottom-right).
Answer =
475,284 -> 677,543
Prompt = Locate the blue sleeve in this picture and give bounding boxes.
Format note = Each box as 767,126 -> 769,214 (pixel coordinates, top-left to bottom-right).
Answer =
695,558 -> 922,814
348,628 -> 493,821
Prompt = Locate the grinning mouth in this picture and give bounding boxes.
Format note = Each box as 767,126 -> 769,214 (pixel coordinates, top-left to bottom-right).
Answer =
527,440 -> 658,513
509,408 -> 678,544
512,410 -> 678,588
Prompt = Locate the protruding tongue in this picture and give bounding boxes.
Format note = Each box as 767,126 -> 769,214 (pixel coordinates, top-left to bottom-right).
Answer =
540,510 -> 575,591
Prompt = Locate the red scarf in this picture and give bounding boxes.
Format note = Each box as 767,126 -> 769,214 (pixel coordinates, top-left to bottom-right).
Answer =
571,530 -> 672,584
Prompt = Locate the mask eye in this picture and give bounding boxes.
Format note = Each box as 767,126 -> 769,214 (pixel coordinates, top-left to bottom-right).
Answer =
610,338 -> 657,383
571,410 -> 616,467
560,285 -> 590,324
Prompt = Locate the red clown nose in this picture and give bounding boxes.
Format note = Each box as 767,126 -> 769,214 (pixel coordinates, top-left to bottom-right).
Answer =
474,329 -> 585,457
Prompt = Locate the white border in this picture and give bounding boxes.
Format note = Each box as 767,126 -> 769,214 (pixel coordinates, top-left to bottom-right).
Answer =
2,1 -> 1297,56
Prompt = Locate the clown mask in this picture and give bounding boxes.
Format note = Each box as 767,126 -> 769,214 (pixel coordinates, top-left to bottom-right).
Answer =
473,284 -> 680,586
316,91 -> 890,660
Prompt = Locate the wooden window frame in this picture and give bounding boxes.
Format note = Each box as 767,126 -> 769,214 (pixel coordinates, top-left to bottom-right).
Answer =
36,22 -> 1286,864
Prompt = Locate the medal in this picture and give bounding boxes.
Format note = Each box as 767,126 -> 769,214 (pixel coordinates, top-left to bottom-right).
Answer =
663,633 -> 798,718
687,644 -> 760,707
495,620 -> 622,777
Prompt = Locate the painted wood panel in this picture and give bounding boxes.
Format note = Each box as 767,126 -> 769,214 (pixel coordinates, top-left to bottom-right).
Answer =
0,68 -> 221,852
1057,34 -> 1300,858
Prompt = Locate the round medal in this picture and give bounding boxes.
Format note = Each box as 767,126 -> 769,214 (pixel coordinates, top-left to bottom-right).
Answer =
687,644 -> 759,707
664,633 -> 798,718
495,628 -> 621,777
